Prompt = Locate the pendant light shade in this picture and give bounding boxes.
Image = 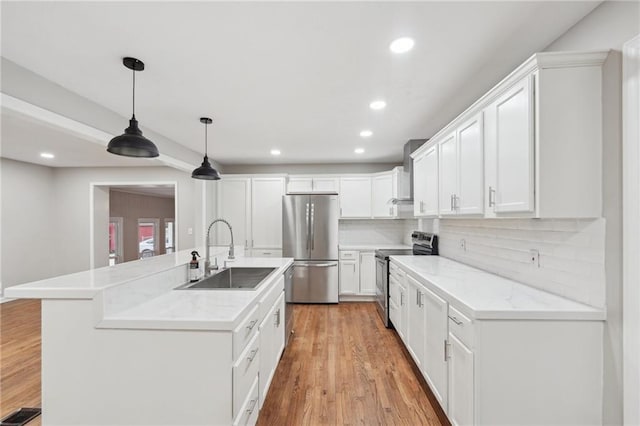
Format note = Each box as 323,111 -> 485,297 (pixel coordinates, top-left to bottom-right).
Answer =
107,57 -> 159,158
192,117 -> 221,180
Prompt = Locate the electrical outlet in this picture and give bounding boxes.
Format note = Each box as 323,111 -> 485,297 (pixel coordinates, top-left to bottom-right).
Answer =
460,239 -> 466,251
529,249 -> 540,267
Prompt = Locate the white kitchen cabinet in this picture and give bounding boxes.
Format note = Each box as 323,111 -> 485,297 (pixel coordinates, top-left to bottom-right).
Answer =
339,259 -> 359,295
216,177 -> 251,248
287,176 -> 339,193
438,132 -> 458,216
422,287 -> 449,411
447,333 -> 474,426
372,173 -> 394,218
259,292 -> 285,408
406,275 -> 426,369
339,177 -> 372,218
389,265 -> 408,343
414,146 -> 439,217
412,51 -> 606,219
359,251 -> 376,295
251,177 -> 285,249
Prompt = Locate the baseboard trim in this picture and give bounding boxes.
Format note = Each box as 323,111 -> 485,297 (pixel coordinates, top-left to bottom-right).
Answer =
339,295 -> 376,302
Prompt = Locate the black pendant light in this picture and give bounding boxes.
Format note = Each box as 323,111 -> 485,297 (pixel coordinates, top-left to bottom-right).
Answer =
191,117 -> 221,180
107,57 -> 159,158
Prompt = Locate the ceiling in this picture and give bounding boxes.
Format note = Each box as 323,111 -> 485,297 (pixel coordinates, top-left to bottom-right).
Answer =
1,1 -> 600,166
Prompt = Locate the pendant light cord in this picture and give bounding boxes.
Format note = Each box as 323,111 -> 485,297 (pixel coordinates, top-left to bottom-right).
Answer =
204,122 -> 209,156
132,65 -> 136,119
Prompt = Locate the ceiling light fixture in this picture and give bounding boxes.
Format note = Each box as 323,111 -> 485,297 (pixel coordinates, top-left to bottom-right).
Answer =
107,57 -> 159,158
360,130 -> 373,138
191,117 -> 221,180
355,148 -> 365,154
270,149 -> 281,156
389,37 -> 415,54
40,152 -> 55,159
369,100 -> 387,110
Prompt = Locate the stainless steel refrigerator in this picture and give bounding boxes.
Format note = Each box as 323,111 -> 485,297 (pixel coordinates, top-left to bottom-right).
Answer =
282,194 -> 339,303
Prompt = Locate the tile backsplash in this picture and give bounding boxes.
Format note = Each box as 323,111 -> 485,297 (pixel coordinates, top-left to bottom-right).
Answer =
431,218 -> 605,308
339,219 -> 415,245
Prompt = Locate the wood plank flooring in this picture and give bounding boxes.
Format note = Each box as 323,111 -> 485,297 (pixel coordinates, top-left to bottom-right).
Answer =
0,300 -> 446,426
0,299 -> 42,426
258,303 -> 448,426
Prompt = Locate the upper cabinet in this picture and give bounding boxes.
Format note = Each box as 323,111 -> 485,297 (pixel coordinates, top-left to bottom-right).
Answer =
339,177 -> 372,218
414,146 -> 438,217
287,176 -> 339,194
216,177 -> 251,248
372,173 -> 394,218
251,177 -> 286,249
413,51 -> 608,219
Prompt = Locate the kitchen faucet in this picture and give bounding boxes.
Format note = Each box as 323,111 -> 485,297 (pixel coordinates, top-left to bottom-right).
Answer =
205,219 -> 235,276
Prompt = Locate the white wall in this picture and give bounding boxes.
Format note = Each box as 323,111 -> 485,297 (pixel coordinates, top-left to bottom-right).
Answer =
542,2 -> 639,424
339,219 -> 412,246
0,159 -> 56,291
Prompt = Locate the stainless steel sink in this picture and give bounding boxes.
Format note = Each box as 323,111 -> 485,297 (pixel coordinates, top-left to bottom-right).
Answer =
176,267 -> 276,290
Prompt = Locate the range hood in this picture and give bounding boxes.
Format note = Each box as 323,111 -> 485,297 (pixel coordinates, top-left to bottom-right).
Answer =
390,139 -> 428,205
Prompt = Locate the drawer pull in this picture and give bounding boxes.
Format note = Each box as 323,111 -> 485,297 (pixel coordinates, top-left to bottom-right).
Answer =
247,348 -> 259,363
246,319 -> 258,331
448,315 -> 463,326
246,398 -> 258,414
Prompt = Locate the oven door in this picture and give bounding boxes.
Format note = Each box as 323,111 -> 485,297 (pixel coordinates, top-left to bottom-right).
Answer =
375,256 -> 389,327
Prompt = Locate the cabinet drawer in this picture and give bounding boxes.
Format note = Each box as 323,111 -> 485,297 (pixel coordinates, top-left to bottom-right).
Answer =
389,275 -> 402,305
340,250 -> 359,260
258,276 -> 284,321
389,264 -> 405,282
233,376 -> 259,426
250,249 -> 283,258
233,333 -> 260,419
233,305 -> 260,359
448,305 -> 474,348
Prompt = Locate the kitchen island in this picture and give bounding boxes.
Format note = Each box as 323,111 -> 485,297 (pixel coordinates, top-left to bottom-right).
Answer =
5,249 -> 293,426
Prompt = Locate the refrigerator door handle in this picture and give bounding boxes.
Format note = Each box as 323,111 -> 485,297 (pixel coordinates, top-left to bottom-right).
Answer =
305,202 -> 310,250
294,263 -> 338,268
310,203 -> 315,250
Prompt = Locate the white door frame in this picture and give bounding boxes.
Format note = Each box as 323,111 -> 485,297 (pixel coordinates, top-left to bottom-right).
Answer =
623,34 -> 640,426
89,181 -> 178,269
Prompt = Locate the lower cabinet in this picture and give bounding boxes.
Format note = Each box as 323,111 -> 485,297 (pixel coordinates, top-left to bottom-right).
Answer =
338,250 -> 375,297
392,260 -> 604,426
258,293 -> 285,407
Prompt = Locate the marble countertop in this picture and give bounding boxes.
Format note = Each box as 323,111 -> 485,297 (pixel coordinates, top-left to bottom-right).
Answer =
390,256 -> 605,321
339,243 -> 411,251
100,257 -> 293,331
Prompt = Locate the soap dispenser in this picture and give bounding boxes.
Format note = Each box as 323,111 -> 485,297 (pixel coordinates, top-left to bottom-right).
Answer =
189,251 -> 201,282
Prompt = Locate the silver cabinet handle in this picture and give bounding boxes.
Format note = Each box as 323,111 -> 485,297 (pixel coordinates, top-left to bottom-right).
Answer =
489,186 -> 496,208
246,319 -> 258,331
444,340 -> 451,361
448,315 -> 463,325
416,289 -> 423,307
400,291 -> 404,306
274,308 -> 281,326
246,398 -> 258,414
310,203 -> 315,250
450,194 -> 454,211
454,195 -> 459,210
295,263 -> 338,268
247,348 -> 259,362
305,203 -> 310,250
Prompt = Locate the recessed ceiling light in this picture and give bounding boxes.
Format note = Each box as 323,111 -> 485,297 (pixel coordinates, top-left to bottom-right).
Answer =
354,148 -> 365,154
389,37 -> 415,54
359,130 -> 373,138
369,100 -> 386,110
40,152 -> 55,159
270,149 -> 281,156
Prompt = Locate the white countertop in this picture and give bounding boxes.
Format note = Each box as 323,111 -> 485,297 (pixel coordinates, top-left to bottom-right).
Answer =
100,257 -> 293,331
339,243 -> 411,251
390,256 -> 605,321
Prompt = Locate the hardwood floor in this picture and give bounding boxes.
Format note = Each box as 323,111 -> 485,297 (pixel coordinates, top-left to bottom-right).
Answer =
0,299 -> 42,426
0,300 -> 446,426
258,303 -> 448,426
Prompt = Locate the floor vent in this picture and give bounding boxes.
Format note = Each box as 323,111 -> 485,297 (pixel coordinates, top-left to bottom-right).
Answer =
0,408 -> 41,426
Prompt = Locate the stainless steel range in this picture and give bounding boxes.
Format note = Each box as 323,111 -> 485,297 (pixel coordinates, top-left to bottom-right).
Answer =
375,231 -> 439,327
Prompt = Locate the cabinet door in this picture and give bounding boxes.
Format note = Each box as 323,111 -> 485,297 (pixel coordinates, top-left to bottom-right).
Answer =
217,178 -> 251,248
251,178 -> 285,249
372,174 -> 394,218
312,178 -> 339,193
438,133 -> 458,216
359,252 -> 376,295
447,333 -> 474,426
457,114 -> 484,215
287,178 -> 313,193
407,275 -> 426,368
339,260 -> 359,295
423,288 -> 449,411
339,177 -> 372,218
273,293 -> 286,362
493,75 -> 534,213
424,146 -> 439,216
396,282 -> 408,343
258,305 -> 275,407
413,153 -> 428,216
